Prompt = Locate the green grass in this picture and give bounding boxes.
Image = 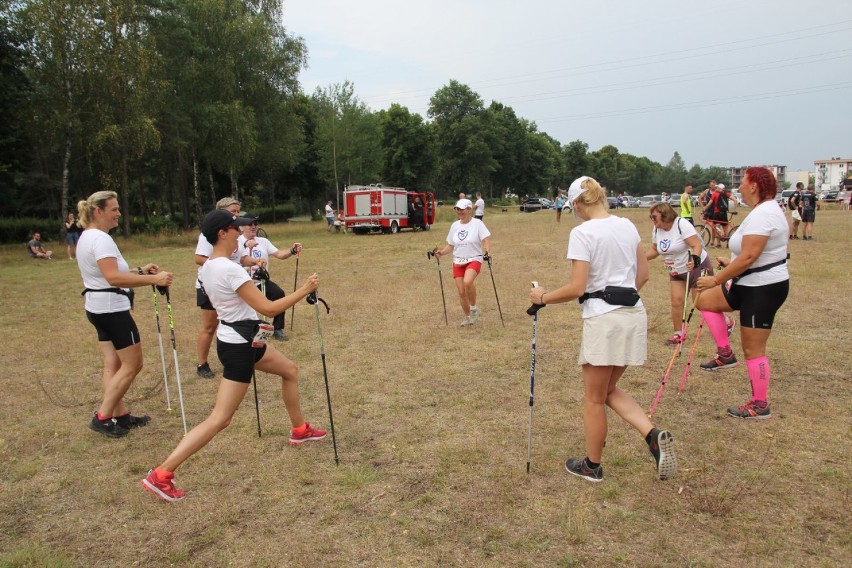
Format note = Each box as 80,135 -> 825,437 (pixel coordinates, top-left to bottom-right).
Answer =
0,205 -> 849,566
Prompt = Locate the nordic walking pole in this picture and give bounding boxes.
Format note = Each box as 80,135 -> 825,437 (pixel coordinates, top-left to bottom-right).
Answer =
289,251 -> 300,331
678,317 -> 705,395
307,291 -> 339,465
426,249 -> 448,325
485,252 -> 505,327
151,286 -> 172,411
649,271 -> 691,418
251,266 -> 271,438
162,287 -> 188,435
525,282 -> 545,474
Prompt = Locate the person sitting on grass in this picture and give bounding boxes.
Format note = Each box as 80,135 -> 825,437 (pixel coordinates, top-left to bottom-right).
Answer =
28,232 -> 53,259
141,209 -> 326,503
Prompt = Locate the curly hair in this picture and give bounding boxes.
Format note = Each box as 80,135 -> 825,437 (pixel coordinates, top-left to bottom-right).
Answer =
744,167 -> 777,202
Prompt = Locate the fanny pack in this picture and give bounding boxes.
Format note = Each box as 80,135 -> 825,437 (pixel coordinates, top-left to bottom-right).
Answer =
82,287 -> 135,309
579,286 -> 640,307
734,258 -> 787,282
220,319 -> 273,347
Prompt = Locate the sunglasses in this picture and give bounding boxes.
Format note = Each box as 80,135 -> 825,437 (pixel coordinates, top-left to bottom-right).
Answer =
649,215 -> 660,220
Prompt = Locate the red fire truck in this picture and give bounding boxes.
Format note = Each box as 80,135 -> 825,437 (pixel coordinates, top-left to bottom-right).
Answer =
343,184 -> 437,234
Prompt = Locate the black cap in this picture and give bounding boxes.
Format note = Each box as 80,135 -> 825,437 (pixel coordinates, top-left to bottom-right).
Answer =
201,210 -> 254,244
240,212 -> 259,222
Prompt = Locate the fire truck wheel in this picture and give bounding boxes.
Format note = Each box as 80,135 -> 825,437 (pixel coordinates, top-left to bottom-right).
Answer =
390,221 -> 399,234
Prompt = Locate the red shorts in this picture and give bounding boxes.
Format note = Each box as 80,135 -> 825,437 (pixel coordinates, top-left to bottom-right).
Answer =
453,261 -> 482,278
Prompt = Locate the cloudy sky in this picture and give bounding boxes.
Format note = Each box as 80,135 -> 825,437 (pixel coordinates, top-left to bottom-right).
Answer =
283,0 -> 851,173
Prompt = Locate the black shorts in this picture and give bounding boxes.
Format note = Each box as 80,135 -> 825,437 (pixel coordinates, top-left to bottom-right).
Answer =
86,310 -> 140,350
722,279 -> 789,330
475,214 -> 484,220
670,256 -> 714,289
217,339 -> 267,383
196,287 -> 214,310
801,209 -> 815,223
710,211 -> 728,223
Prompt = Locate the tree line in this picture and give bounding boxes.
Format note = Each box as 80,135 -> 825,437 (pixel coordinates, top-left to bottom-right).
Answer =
1,0 -> 730,236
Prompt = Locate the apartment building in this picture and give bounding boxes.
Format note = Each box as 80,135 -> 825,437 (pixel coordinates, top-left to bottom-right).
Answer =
728,165 -> 787,187
813,157 -> 851,191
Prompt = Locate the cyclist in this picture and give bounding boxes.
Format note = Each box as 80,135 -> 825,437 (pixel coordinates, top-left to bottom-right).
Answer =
703,182 -> 733,248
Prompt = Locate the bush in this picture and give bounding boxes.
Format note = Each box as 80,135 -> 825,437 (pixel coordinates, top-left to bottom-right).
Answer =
0,217 -> 62,243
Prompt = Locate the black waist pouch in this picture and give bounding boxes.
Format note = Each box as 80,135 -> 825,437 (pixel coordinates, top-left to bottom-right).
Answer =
220,319 -> 262,342
580,286 -> 640,306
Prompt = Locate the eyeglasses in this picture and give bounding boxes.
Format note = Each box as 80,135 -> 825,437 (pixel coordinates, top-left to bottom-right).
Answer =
649,215 -> 660,220
249,222 -> 258,226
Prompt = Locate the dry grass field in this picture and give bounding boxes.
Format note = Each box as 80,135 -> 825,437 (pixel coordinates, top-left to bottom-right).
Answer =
0,204 -> 849,567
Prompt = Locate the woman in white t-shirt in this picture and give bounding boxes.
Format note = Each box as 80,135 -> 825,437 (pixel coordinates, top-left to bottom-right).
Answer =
646,202 -> 716,345
433,199 -> 491,327
529,176 -> 677,483
194,197 -> 256,379
141,209 -> 323,503
237,215 -> 302,340
696,167 -> 789,419
76,191 -> 174,438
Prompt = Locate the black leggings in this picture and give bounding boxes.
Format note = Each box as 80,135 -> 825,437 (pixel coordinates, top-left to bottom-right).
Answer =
262,280 -> 286,330
723,280 -> 789,329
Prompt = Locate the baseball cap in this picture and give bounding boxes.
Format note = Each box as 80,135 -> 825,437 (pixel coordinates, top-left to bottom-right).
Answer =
201,209 -> 254,243
566,176 -> 593,205
454,199 -> 473,210
717,183 -> 725,190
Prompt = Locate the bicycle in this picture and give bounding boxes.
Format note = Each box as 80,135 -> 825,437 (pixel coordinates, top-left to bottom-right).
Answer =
697,211 -> 739,248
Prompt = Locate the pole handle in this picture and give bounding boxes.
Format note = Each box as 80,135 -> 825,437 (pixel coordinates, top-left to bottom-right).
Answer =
527,281 -> 544,315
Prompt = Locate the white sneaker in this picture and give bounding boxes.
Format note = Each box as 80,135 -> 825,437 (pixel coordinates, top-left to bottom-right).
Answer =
459,316 -> 472,327
468,306 -> 480,323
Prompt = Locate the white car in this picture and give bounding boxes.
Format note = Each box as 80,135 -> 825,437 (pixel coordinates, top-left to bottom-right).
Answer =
637,195 -> 661,208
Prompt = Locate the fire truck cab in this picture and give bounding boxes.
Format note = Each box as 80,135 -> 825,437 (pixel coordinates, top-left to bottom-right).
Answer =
343,184 -> 437,235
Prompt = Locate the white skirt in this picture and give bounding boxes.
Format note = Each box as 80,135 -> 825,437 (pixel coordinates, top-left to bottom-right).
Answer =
578,306 -> 647,366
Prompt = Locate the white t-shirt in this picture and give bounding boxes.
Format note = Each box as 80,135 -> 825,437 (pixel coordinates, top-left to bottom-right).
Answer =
567,215 -> 645,318
446,218 -> 491,263
325,204 -> 334,219
195,232 -> 241,288
474,198 -> 485,216
77,228 -> 132,313
728,200 -> 789,286
237,234 -> 279,282
652,217 -> 707,276
199,257 -> 257,344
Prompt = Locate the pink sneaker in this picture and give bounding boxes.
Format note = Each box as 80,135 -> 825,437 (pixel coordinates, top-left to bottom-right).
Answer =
289,422 -> 327,446
141,469 -> 186,502
665,333 -> 684,346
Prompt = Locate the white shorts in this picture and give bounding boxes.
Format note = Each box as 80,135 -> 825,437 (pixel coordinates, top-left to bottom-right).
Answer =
578,306 -> 647,367
791,210 -> 801,221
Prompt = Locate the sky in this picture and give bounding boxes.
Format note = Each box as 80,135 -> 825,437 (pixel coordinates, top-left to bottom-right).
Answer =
282,0 -> 852,173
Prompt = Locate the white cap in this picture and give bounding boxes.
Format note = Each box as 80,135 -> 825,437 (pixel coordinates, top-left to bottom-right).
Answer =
717,183 -> 725,190
566,176 -> 593,205
454,199 -> 473,210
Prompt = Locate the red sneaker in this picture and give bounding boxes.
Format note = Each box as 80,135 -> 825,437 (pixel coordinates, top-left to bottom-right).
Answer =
141,469 -> 186,502
664,333 -> 684,346
289,422 -> 327,446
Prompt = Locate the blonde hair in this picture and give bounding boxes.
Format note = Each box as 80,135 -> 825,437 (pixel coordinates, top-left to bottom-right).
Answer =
216,197 -> 240,210
574,177 -> 606,208
77,191 -> 118,228
649,202 -> 677,223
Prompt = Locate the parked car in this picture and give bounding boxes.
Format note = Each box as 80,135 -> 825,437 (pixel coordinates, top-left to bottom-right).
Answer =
540,198 -> 556,209
835,189 -> 851,205
821,190 -> 839,203
637,195 -> 661,208
730,191 -> 748,208
607,197 -> 617,209
622,196 -> 640,208
519,197 -> 546,212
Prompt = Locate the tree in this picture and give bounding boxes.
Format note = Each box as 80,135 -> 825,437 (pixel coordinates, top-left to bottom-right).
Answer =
562,140 -> 589,185
428,80 -> 495,194
378,103 -> 434,189
659,151 -> 687,193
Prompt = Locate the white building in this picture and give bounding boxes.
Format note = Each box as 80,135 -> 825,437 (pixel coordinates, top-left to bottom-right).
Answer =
786,170 -> 810,189
813,157 -> 851,191
728,165 -> 787,187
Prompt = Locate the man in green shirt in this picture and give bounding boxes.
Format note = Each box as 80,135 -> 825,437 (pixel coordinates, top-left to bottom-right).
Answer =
680,184 -> 695,225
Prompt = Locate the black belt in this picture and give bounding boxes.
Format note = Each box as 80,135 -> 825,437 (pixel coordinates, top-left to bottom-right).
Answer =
578,291 -> 606,304
735,258 -> 787,280
82,287 -> 135,308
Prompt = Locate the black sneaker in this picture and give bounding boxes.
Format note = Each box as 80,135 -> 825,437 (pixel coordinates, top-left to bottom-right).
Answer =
115,413 -> 151,429
700,352 -> 738,371
196,362 -> 215,379
89,414 -> 129,438
647,429 -> 678,481
564,457 -> 604,483
272,329 -> 289,341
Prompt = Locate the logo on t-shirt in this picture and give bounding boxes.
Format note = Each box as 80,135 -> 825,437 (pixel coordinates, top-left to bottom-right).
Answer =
659,239 -> 672,252
457,229 -> 469,241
